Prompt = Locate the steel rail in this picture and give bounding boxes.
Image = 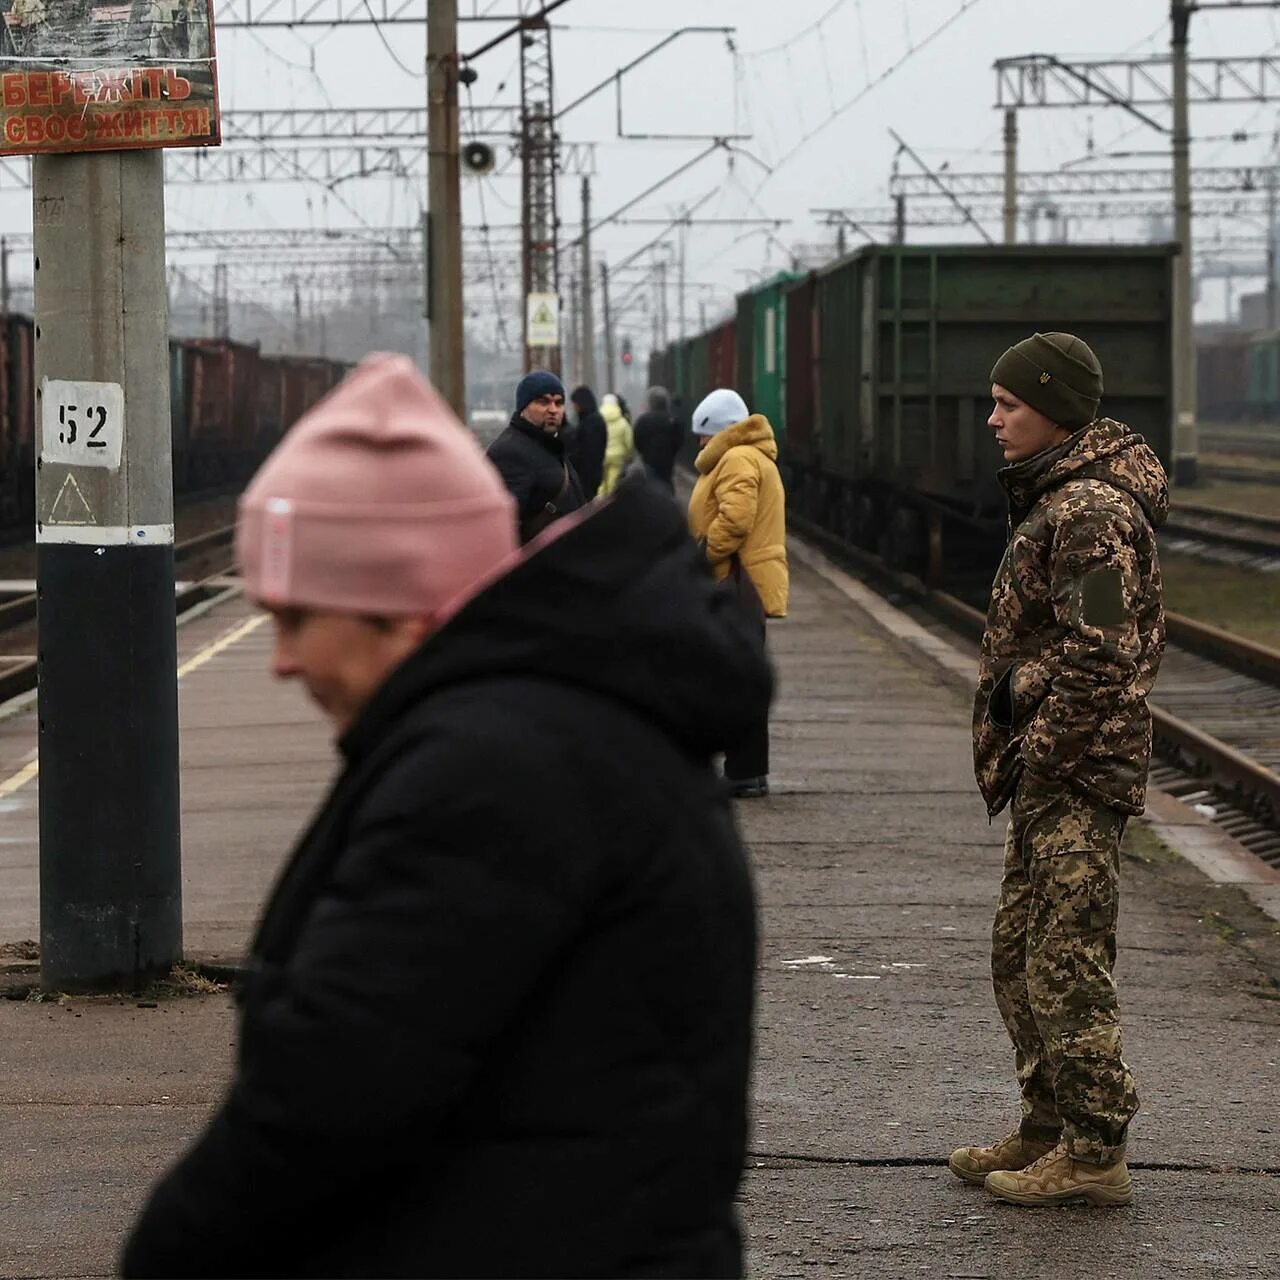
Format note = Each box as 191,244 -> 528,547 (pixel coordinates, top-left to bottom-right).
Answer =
0,526 -> 238,703
1163,514 -> 1280,559
924,588 -> 1280,830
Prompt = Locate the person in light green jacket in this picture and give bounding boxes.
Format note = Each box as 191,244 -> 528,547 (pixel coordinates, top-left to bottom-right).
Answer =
599,393 -> 635,495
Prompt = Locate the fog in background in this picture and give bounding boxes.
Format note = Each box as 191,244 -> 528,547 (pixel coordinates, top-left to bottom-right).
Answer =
3,0 -> 1278,399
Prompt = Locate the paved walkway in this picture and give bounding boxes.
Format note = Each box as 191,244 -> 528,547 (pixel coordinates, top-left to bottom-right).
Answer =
0,561 -> 1277,1278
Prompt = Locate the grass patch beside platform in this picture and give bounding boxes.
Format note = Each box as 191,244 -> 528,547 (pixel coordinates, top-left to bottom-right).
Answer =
1161,551 -> 1280,649
1175,478 -> 1280,518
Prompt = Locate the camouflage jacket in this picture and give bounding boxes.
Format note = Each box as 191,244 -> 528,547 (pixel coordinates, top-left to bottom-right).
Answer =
973,418 -> 1168,817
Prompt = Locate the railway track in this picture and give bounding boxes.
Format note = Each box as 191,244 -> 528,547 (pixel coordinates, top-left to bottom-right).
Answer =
1164,503 -> 1280,563
792,514 -> 1280,868
0,525 -> 237,704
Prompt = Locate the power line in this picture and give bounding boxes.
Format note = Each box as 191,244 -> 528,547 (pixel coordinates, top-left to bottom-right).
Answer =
361,0 -> 424,76
741,0 -> 849,59
750,0 -> 988,198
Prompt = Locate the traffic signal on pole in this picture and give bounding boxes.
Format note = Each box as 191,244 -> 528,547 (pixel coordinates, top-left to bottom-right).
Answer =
621,337 -> 632,366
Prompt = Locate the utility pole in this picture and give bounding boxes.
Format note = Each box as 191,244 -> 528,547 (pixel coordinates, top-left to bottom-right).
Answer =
677,214 -> 688,343
565,268 -> 580,388
894,195 -> 906,245
0,236 -> 9,314
213,262 -> 229,339
520,16 -> 561,373
1171,0 -> 1197,485
656,254 -> 669,351
580,176 -> 596,387
292,279 -> 303,353
1268,167 -> 1278,328
600,259 -> 615,392
1003,107 -> 1018,244
34,149 -> 181,992
428,0 -> 466,413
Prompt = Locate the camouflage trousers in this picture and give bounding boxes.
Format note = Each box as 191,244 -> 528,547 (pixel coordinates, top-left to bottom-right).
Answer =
991,771 -> 1139,1165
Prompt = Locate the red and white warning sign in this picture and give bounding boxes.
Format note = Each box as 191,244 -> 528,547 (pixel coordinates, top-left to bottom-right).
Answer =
0,1 -> 220,156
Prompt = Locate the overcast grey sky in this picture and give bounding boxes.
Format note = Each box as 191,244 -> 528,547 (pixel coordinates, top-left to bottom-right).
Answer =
6,0 -> 1280,345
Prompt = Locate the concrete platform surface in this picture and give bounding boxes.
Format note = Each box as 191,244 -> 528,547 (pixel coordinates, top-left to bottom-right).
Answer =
0,564 -> 1277,1278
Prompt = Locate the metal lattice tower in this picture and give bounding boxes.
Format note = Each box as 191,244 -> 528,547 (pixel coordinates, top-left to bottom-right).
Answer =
520,17 -> 560,372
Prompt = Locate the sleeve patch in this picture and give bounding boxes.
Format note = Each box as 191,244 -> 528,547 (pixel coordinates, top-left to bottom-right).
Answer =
1079,567 -> 1126,628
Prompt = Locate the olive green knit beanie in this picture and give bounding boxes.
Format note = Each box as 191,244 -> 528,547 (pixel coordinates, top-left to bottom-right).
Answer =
989,332 -> 1103,428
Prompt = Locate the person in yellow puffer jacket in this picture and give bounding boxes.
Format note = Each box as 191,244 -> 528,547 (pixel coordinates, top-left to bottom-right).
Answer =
599,393 -> 634,495
687,387 -> 789,799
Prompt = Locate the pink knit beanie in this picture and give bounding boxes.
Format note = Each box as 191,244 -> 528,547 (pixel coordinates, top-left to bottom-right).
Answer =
237,354 -> 517,618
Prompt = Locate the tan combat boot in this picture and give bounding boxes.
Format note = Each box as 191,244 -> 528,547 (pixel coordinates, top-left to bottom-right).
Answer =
948,1131 -> 1056,1185
984,1142 -> 1133,1206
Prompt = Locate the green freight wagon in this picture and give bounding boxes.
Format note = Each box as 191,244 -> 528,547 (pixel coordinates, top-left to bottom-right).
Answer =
735,272 -> 804,439
797,244 -> 1174,575
1246,329 -> 1280,419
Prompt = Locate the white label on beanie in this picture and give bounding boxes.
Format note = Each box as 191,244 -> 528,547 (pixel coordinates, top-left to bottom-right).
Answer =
261,498 -> 295,603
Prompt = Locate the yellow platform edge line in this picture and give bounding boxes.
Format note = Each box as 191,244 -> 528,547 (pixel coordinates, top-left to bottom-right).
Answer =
0,610 -> 270,800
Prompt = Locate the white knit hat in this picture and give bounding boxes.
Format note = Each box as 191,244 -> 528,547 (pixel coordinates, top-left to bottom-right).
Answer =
692,388 -> 749,436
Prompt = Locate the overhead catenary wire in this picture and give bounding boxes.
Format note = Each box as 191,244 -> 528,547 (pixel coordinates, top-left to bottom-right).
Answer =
748,0 -> 989,199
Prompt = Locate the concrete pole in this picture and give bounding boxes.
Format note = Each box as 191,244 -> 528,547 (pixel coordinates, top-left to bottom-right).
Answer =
1003,107 -> 1018,245
1171,0 -> 1198,485
657,257 -> 668,350
1,236 -> 9,314
894,195 -> 906,246
600,259 -> 615,393
427,0 -> 466,414
580,177 -> 596,388
565,269 -> 579,389
1268,169 -> 1277,329
678,216 -> 687,342
34,150 -> 181,992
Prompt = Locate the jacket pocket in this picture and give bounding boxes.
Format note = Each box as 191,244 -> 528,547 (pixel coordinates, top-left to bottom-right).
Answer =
987,663 -> 1017,729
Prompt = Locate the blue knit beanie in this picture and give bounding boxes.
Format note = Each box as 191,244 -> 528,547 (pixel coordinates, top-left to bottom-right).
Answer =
515,369 -> 566,414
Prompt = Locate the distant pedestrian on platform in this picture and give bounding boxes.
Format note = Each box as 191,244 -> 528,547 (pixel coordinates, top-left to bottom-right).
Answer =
951,332 -> 1168,1208
687,387 -> 788,800
634,385 -> 686,490
568,384 -> 608,499
120,354 -> 767,1280
486,369 -> 585,543
598,392 -> 635,495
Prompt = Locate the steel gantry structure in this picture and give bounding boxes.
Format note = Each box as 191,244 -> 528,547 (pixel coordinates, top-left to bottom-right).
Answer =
889,164 -> 1275,199
992,3 -> 1280,483
996,53 -> 1280,116
520,13 -> 559,371
213,2 -> 545,29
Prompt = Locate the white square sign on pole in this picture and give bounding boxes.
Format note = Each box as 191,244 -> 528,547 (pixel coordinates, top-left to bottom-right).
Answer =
527,292 -> 560,346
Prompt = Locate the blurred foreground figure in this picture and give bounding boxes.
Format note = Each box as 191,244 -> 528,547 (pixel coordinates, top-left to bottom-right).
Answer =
953,332 -> 1167,1208
121,355 -> 767,1279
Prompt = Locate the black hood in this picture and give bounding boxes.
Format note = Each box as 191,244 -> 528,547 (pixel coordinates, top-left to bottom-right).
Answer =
341,477 -> 773,762
571,385 -> 599,418
999,417 -> 1169,531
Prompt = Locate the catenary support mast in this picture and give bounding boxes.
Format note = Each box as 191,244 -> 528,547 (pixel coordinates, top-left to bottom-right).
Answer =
34,150 -> 181,991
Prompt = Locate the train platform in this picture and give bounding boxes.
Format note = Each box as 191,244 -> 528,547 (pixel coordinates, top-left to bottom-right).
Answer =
1,557 -> 1278,1278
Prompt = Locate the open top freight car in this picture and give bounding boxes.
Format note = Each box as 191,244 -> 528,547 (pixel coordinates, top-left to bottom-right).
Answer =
659,243 -> 1174,582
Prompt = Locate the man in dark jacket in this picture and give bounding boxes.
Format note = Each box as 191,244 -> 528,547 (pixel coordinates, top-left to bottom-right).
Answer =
568,384 -> 608,499
634,385 -> 686,490
121,354 -> 768,1280
487,369 -> 586,542
951,332 -> 1167,1210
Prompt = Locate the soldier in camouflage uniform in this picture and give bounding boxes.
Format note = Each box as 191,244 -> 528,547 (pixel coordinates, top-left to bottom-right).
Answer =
949,332 -> 1168,1207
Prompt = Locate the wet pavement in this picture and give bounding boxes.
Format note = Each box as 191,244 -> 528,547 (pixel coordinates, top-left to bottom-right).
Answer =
1,557 -> 1278,1278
